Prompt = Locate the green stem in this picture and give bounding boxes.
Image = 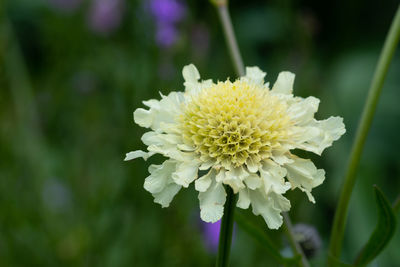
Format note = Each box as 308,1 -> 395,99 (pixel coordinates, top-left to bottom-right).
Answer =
283,212 -> 310,267
216,187 -> 237,267
214,0 -> 245,77
328,5 -> 400,261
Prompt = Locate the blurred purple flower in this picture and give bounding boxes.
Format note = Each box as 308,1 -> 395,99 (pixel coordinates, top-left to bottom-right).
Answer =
200,219 -> 237,253
149,0 -> 186,24
202,220 -> 221,253
48,0 -> 83,12
88,0 -> 124,35
147,0 -> 186,48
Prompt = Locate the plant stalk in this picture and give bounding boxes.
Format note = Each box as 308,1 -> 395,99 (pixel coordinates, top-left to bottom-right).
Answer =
283,212 -> 310,267
214,0 -> 245,77
216,187 -> 237,267
328,4 -> 400,261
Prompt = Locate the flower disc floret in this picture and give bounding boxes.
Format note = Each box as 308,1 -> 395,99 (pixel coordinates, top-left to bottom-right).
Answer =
181,80 -> 292,169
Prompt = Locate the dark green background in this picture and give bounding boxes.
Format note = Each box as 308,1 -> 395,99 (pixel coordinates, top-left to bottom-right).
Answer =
1,0 -> 399,266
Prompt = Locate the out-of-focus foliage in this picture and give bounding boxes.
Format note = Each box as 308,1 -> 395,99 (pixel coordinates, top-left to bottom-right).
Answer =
354,186 -> 396,266
0,0 -> 399,266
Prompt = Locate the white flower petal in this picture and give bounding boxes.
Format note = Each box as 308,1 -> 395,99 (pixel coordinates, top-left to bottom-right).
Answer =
271,71 -> 295,95
295,116 -> 346,155
271,150 -> 294,165
134,92 -> 184,130
260,160 -> 291,194
237,189 -> 251,209
144,132 -> 196,162
182,64 -> 213,96
284,157 -> 325,203
270,191 -> 291,212
145,132 -> 181,146
133,108 -> 153,128
172,161 -> 200,187
177,143 -> 196,152
244,66 -> 266,85
182,64 -> 200,91
199,159 -> 215,170
153,183 -> 181,208
124,150 -> 155,161
250,189 -> 290,229
199,180 -> 227,223
195,169 -> 215,192
144,160 -> 176,194
224,166 -> 247,193
243,173 -> 262,190
215,169 -> 225,183
246,156 -> 260,173
143,160 -> 182,208
143,99 -> 159,108
287,96 -> 320,125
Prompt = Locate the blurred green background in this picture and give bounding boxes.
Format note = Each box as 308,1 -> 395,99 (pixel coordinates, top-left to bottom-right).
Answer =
1,0 -> 399,266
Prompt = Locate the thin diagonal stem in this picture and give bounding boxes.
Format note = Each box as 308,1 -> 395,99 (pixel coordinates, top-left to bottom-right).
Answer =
214,0 -> 245,77
283,212 -> 310,267
216,187 -> 237,267
328,5 -> 400,262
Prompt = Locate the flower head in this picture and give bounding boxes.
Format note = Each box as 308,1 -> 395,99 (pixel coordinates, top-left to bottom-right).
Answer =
125,64 -> 345,229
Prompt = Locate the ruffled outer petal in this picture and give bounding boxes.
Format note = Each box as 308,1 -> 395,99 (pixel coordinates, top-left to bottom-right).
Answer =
153,183 -> 182,208
144,132 -> 192,161
124,150 -> 155,161
182,64 -> 212,96
243,66 -> 266,86
182,64 -> 200,93
224,167 -> 247,193
287,96 -> 320,125
260,160 -> 291,195
198,179 -> 227,223
172,160 -> 201,187
293,117 -> 346,155
143,160 -> 181,208
237,189 -> 251,209
195,169 -> 215,192
271,71 -> 295,95
284,156 -> 325,203
249,189 -> 291,229
133,91 -> 184,130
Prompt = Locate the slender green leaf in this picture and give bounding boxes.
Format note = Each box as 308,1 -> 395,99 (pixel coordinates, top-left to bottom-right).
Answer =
354,186 -> 397,266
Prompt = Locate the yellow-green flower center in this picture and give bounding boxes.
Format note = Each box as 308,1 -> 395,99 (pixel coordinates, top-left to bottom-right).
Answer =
181,80 -> 293,168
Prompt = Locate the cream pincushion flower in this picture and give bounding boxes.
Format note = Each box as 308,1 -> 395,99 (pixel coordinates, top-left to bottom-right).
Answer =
125,64 -> 345,229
